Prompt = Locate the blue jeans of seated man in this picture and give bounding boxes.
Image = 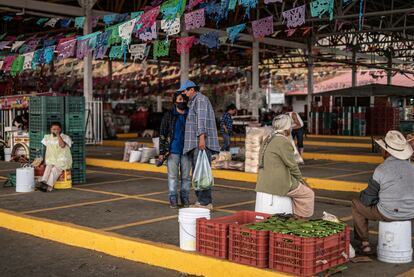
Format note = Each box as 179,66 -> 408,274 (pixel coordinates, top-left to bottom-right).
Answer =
221,133 -> 231,151
167,154 -> 191,206
189,148 -> 213,206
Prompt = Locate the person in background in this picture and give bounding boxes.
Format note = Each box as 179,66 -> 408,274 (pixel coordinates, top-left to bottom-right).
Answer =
179,80 -> 220,210
12,110 -> 29,130
35,122 -> 72,192
407,133 -> 414,162
352,130 -> 414,255
255,114 -> 314,218
159,93 -> 190,208
287,107 -> 305,156
220,104 -> 237,151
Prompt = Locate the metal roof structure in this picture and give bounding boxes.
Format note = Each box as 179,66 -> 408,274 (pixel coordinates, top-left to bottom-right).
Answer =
313,83 -> 414,97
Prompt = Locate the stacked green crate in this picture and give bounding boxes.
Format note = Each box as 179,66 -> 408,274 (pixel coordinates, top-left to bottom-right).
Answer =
29,96 -> 65,162
352,107 -> 367,136
65,96 -> 86,184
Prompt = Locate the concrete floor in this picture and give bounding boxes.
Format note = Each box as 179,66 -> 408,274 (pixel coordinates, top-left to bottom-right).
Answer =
0,159 -> 413,276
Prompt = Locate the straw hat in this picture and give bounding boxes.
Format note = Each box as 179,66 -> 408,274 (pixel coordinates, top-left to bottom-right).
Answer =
272,114 -> 292,132
375,130 -> 414,160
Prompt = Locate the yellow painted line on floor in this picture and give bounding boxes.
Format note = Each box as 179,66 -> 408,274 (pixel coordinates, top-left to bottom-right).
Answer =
303,153 -> 382,164
0,175 -> 7,180
308,134 -> 371,141
102,215 -> 178,231
326,170 -> 373,180
23,197 -> 129,214
398,268 -> 414,277
315,196 -> 352,205
300,161 -> 341,168
137,190 -> 169,197
78,177 -> 147,188
217,200 -> 255,209
0,192 -> 33,198
305,141 -> 371,148
102,140 -> 153,148
86,158 -> 368,192
0,209 -> 290,277
116,133 -> 139,139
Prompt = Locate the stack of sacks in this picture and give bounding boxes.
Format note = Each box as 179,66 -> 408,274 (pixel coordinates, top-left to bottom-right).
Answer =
212,151 -> 232,170
244,127 -> 272,173
123,142 -> 140,161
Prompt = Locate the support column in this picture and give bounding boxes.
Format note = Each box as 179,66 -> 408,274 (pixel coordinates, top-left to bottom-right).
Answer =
252,39 -> 260,118
352,48 -> 357,87
387,52 -> 393,85
83,11 -> 93,103
235,79 -> 241,110
307,39 -> 314,118
180,32 -> 190,84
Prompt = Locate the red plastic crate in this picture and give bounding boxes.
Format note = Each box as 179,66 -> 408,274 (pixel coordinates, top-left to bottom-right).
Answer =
269,227 -> 350,276
196,211 -> 270,259
228,225 -> 269,268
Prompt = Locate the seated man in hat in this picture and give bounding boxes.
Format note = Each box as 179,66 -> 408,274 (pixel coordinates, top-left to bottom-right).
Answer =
352,130 -> 414,255
36,122 -> 73,192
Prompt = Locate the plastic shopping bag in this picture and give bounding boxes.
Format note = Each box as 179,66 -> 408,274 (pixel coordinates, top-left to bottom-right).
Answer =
192,150 -> 214,191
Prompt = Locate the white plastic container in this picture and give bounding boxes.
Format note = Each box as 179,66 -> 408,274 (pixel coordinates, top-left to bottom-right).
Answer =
255,191 -> 293,214
178,208 -> 210,251
16,167 -> 35,193
377,221 -> 413,264
152,137 -> 160,155
129,150 -> 142,163
140,147 -> 156,163
4,148 -> 11,162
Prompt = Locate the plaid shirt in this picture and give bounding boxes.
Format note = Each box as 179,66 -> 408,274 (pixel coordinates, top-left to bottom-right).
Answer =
220,112 -> 233,135
183,92 -> 220,154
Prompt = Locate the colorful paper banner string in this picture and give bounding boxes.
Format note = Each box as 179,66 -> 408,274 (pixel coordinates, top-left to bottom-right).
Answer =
161,18 -> 181,36
153,40 -> 171,58
226,23 -> 246,44
310,0 -> 334,21
285,28 -> 297,37
282,5 -> 306,29
228,0 -> 237,11
185,8 -> 205,31
76,38 -> 91,59
129,44 -> 150,61
342,0 -> 352,6
42,46 -> 55,64
187,0 -> 205,11
359,0 -> 364,30
23,52 -> 34,70
252,16 -> 274,38
198,31 -> 219,48
36,18 -> 49,26
96,29 -> 112,49
60,18 -> 72,28
43,38 -> 56,47
56,39 -> 76,61
139,23 -> 157,41
264,0 -> 282,3
107,23 -> 123,46
131,11 -> 144,19
31,50 -> 41,69
75,16 -> 85,29
116,13 -> 130,23
218,35 -> 228,45
44,18 -> 60,28
11,41 -> 25,52
136,6 -> 160,33
161,0 -> 186,20
90,16 -> 100,28
239,0 -> 258,18
94,46 -> 108,59
0,61 -> 3,71
103,14 -> 117,25
0,41 -> 11,50
2,56 -> 16,72
203,2 -> 225,25
10,55 -> 24,76
176,36 -> 196,54
3,16 -> 13,22
20,39 -> 37,53
119,18 -> 137,46
109,45 -> 124,60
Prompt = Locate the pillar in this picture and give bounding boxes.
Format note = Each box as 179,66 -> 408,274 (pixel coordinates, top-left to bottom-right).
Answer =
307,39 -> 314,117
352,48 -> 357,87
83,11 -> 93,103
387,53 -> 393,85
252,39 -> 260,118
235,79 -> 241,110
180,32 -> 189,84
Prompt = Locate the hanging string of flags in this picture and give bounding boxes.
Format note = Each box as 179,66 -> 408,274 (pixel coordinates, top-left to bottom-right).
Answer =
0,0 -> 348,75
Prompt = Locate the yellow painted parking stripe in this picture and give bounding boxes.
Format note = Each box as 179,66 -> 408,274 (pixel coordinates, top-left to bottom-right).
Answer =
0,192 -> 33,198
305,141 -> 371,148
102,140 -> 152,148
302,153 -> 382,164
102,215 -> 178,231
0,209 -> 290,277
308,134 -> 371,140
116,133 -> 139,139
0,175 -> 7,180
86,158 -> 368,192
78,177 -> 146,187
326,170 -> 373,180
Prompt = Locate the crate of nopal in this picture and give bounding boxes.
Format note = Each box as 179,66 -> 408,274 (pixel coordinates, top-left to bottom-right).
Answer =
228,222 -> 270,268
267,217 -> 350,276
196,211 -> 270,259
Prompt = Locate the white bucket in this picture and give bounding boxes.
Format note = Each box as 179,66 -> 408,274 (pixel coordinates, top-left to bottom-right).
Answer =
378,221 -> 413,264
16,167 -> 35,193
152,137 -> 160,155
129,150 -> 142,163
255,192 -> 293,214
4,148 -> 11,162
140,147 -> 156,163
178,208 -> 210,251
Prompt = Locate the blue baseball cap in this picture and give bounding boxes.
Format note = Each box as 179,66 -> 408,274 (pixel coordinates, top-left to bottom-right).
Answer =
176,80 -> 199,93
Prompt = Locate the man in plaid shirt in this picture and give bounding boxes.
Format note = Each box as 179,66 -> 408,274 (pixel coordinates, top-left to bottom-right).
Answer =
178,80 -> 220,210
220,104 -> 237,151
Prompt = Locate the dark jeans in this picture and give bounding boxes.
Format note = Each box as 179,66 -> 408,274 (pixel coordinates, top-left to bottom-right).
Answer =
221,133 -> 231,151
292,127 -> 304,149
189,148 -> 212,205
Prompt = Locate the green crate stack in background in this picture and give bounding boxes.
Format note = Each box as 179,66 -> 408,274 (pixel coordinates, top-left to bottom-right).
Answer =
64,96 -> 86,184
29,96 -> 65,162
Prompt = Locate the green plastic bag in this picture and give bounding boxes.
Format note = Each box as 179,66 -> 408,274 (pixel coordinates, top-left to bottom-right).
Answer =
192,150 -> 214,191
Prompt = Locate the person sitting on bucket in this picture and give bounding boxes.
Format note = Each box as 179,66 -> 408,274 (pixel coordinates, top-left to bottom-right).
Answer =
352,130 -> 414,255
35,122 -> 72,192
255,114 -> 314,218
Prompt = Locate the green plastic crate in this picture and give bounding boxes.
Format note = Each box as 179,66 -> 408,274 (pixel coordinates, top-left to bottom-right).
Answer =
29,96 -> 65,115
65,113 -> 85,132
65,96 -> 85,114
29,114 -> 64,133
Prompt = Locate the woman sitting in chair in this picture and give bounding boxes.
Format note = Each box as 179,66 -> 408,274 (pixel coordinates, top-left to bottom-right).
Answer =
255,114 -> 314,218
